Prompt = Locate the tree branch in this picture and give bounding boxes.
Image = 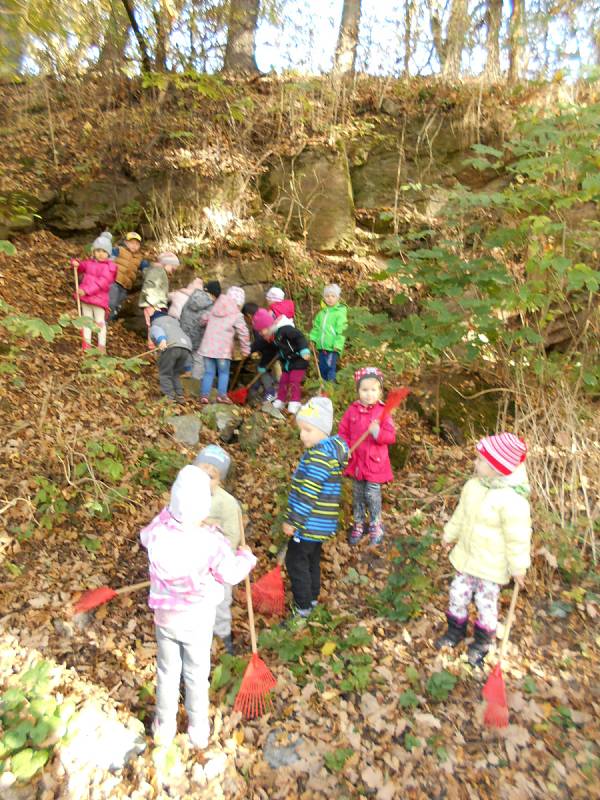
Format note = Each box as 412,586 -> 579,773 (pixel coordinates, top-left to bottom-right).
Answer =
120,0 -> 153,73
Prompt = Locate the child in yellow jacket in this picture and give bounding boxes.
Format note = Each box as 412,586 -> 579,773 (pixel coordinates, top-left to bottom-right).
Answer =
435,433 -> 531,667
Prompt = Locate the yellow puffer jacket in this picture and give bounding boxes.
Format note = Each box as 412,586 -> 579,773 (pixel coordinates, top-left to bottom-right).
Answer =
443,464 -> 532,585
113,245 -> 144,290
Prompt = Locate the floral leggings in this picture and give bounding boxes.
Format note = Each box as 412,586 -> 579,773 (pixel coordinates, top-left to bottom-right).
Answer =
447,572 -> 501,633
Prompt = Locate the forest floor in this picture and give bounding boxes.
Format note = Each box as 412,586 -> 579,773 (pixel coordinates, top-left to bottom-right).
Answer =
0,233 -> 599,799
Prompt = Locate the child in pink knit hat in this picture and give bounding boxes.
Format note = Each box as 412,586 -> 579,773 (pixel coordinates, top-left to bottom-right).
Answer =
435,433 -> 532,667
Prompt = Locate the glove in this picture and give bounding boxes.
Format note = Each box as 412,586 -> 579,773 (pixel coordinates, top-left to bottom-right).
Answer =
70,259 -> 80,268
258,366 -> 267,374
369,421 -> 380,439
158,340 -> 167,351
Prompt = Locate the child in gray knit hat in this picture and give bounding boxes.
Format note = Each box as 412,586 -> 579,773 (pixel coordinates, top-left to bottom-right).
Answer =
309,283 -> 347,382
282,397 -> 349,619
70,231 -> 117,352
193,444 -> 241,655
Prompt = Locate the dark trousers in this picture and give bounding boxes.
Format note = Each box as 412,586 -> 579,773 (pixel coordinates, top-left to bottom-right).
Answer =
318,350 -> 338,381
285,538 -> 322,611
158,346 -> 189,399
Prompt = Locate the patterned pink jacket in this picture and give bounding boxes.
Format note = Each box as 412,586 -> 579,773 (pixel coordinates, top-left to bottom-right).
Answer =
199,294 -> 251,359
140,507 -> 256,627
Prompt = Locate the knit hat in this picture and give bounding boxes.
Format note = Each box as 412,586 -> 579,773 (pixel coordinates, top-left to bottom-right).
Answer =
168,465 -> 212,526
125,232 -> 142,242
227,286 -> 245,307
194,444 -> 231,480
206,280 -> 221,298
158,251 -> 180,268
252,308 -> 275,331
323,283 -> 341,298
476,433 -> 527,476
296,396 -> 333,435
266,287 -> 285,303
354,366 -> 384,388
92,231 -> 113,255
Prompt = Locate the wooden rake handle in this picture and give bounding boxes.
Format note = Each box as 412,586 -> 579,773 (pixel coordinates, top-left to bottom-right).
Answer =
73,264 -> 82,317
310,342 -> 324,388
115,580 -> 150,596
244,355 -> 279,391
238,512 -> 258,655
499,582 -> 520,663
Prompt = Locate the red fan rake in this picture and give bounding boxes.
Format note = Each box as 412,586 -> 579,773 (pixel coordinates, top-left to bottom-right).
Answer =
73,580 -> 149,614
228,356 -> 278,405
233,515 -> 277,718
482,583 -> 520,729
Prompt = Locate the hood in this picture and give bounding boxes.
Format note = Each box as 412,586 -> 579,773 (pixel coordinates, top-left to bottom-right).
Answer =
271,299 -> 295,318
168,465 -> 212,526
318,435 -> 349,469
211,294 -> 239,318
273,315 -> 294,331
186,289 -> 213,313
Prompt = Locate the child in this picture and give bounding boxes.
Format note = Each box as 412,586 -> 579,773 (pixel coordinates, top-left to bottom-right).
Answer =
139,251 -> 180,327
193,445 -> 241,655
338,367 -> 396,546
199,286 -> 251,404
140,466 -> 256,747
168,277 -> 205,320
266,286 -> 295,321
243,302 -> 278,405
309,283 -> 347,382
71,231 -> 117,353
435,433 -> 531,667
180,285 -> 215,380
205,280 -> 222,301
108,232 -> 149,320
283,397 -> 349,617
252,308 -> 310,414
149,312 -> 193,402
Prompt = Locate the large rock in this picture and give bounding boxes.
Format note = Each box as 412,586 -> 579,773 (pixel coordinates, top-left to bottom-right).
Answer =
43,180 -> 142,233
166,414 -> 202,446
261,146 -> 355,251
0,188 -> 58,238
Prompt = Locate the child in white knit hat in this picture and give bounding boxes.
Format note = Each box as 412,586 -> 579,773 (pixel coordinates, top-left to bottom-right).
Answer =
309,283 -> 347,382
435,433 -> 532,667
266,286 -> 295,321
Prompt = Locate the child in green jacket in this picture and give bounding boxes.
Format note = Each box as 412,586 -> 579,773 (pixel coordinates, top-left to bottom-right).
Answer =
309,284 -> 347,382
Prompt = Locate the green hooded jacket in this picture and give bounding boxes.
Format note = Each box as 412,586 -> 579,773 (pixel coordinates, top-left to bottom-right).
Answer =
309,302 -> 348,354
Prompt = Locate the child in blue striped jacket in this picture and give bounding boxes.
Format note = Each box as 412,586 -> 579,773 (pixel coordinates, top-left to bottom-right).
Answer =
282,397 -> 349,617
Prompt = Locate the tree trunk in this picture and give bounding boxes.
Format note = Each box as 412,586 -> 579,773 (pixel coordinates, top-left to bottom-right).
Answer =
483,0 -> 502,81
508,0 -> 525,83
97,0 -> 131,72
223,0 -> 260,74
120,0 -> 153,73
442,0 -> 469,79
333,0 -> 362,76
0,0 -> 25,77
403,0 -> 415,75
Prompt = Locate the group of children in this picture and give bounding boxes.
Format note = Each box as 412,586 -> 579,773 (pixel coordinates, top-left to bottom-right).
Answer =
72,231 -> 532,750
140,387 -> 532,748
70,230 -> 349,410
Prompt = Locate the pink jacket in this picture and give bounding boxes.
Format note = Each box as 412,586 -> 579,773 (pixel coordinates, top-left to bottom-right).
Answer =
76,258 -> 117,311
199,294 -> 251,359
270,299 -> 295,320
338,400 -> 396,483
140,507 -> 256,627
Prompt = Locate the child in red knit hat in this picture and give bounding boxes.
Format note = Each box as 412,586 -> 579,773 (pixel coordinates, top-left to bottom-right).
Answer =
435,433 -> 532,667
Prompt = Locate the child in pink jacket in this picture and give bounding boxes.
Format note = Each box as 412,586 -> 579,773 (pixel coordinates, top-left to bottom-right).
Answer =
199,286 -> 251,404
140,465 -> 256,748
70,231 -> 117,352
266,286 -> 295,321
338,367 -> 396,546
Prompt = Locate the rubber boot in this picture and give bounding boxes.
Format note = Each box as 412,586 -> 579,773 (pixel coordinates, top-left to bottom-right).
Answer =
467,624 -> 494,667
434,616 -> 468,650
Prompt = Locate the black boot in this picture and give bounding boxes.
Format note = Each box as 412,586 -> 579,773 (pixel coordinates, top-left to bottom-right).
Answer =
467,625 -> 494,667
220,634 -> 235,656
435,616 -> 468,650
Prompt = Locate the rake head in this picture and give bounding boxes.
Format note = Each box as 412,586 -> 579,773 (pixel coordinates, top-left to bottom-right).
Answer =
233,653 -> 277,719
227,386 -> 249,405
73,586 -> 118,613
482,663 -> 509,728
252,565 -> 286,616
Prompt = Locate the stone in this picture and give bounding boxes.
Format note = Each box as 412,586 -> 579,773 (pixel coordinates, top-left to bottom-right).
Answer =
263,729 -> 304,769
165,414 -> 202,446
238,411 -> 268,452
43,180 -> 142,233
261,146 -> 355,250
238,256 -> 274,284
58,702 -> 145,797
261,401 -> 285,420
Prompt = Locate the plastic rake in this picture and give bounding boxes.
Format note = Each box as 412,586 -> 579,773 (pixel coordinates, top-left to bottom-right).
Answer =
482,583 -> 520,728
233,515 -> 277,718
228,356 -> 279,405
73,580 -> 150,614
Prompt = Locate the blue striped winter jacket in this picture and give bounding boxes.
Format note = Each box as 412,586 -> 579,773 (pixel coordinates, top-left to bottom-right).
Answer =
285,435 -> 349,542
